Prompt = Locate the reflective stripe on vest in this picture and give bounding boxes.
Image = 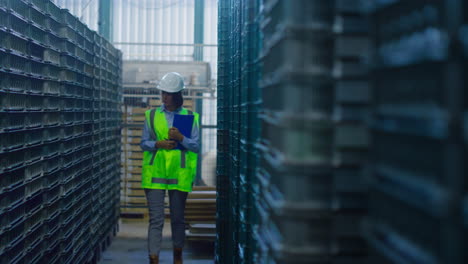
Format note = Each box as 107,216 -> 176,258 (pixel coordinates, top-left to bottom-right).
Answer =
152,178 -> 178,184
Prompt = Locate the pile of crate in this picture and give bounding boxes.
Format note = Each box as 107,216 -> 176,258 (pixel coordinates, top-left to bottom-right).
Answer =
257,1 -> 338,263
365,1 -> 466,263
0,1 -> 122,263
217,0 -> 371,263
121,97 -> 145,216
179,186 -> 217,241
218,1 -> 468,264
332,1 -> 370,261
216,0 -> 230,260
216,0 -> 261,262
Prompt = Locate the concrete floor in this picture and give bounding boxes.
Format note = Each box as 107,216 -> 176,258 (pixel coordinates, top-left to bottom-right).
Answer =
98,219 -> 215,264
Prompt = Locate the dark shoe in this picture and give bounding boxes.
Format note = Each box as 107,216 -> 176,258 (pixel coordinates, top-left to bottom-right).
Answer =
149,255 -> 159,264
173,247 -> 183,264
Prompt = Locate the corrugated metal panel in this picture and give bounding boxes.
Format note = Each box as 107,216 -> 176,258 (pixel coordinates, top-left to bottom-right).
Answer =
51,0 -> 99,31
113,0 -> 196,61
122,61 -> 211,85
204,0 -> 218,75
52,0 -> 218,79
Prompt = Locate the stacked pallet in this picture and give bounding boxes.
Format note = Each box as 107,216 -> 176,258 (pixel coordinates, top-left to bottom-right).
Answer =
171,186 -> 217,241
256,1 -> 337,262
216,0 -> 263,262
332,0 -> 370,261
217,0 -> 371,263
0,1 -> 121,263
366,1 -> 466,263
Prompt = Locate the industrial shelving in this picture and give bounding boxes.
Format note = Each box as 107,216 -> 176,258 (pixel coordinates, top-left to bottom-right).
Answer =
0,0 -> 122,263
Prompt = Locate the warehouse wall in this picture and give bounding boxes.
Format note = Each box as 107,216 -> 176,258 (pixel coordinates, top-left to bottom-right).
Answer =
0,1 -> 122,263
52,0 -> 99,31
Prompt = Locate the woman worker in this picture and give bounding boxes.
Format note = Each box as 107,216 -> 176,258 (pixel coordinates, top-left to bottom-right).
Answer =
140,72 -> 200,264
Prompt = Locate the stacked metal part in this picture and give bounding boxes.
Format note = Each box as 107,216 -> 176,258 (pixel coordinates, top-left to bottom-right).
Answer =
332,0 -> 370,261
216,0 -> 262,263
0,0 -> 122,263
365,1 -> 465,263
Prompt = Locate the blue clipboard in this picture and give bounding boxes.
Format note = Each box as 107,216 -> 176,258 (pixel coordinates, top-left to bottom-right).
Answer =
172,114 -> 194,150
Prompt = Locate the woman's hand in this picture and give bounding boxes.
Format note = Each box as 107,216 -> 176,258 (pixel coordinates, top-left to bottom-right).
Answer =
155,140 -> 176,150
169,127 -> 184,142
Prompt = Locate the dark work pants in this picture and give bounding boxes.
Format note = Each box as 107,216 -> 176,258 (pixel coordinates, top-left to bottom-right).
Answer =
144,189 -> 188,255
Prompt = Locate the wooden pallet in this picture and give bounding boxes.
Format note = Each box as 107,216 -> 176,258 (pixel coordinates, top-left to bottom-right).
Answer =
187,191 -> 216,199
185,231 -> 216,241
120,207 -> 149,219
122,151 -> 143,160
122,188 -> 146,196
192,186 -> 216,191
123,159 -> 143,166
149,99 -> 193,109
122,128 -> 143,137
121,174 -> 142,182
189,224 -> 216,233
181,189 -> 216,240
121,137 -> 142,144
123,181 -> 144,189
149,99 -> 160,107
124,121 -> 145,126
122,144 -> 143,152
122,196 -> 147,205
123,107 -> 148,115
121,163 -> 143,168
121,166 -> 142,173
122,126 -> 143,130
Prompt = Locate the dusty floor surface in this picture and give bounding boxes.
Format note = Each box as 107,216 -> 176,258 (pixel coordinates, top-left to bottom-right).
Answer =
98,219 -> 215,264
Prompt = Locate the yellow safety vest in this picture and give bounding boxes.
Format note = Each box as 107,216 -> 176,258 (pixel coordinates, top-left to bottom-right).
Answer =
141,107 -> 199,192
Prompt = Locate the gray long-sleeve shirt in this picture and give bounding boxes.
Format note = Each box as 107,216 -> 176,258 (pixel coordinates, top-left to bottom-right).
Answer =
140,104 -> 200,153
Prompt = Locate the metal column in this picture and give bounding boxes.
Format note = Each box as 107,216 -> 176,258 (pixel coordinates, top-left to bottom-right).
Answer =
194,0 -> 205,185
98,0 -> 113,41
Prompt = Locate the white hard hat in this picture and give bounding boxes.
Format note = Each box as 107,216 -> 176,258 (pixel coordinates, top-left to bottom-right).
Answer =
157,72 -> 185,93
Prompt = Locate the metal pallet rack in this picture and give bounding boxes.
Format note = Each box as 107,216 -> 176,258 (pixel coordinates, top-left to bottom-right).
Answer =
0,1 -> 122,263
257,1 -> 337,263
